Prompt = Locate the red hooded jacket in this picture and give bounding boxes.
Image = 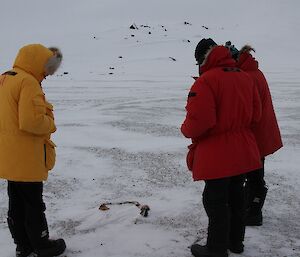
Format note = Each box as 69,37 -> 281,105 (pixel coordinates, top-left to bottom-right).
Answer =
181,46 -> 262,180
237,49 -> 283,157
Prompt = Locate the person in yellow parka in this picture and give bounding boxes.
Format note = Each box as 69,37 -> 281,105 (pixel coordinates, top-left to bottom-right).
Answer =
0,44 -> 66,257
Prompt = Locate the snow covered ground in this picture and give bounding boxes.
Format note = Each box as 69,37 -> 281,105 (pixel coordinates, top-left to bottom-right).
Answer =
0,1 -> 300,256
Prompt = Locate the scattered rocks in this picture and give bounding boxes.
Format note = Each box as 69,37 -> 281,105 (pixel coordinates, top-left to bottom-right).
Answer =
184,21 -> 192,25
129,23 -> 138,30
202,25 -> 209,30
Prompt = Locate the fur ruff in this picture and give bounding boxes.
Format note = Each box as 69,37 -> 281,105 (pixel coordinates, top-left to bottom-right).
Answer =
239,45 -> 255,54
45,47 -> 63,75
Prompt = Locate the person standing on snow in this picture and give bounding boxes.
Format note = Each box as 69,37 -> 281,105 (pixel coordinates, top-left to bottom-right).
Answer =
0,44 -> 66,257
181,38 -> 262,257
234,45 -> 283,226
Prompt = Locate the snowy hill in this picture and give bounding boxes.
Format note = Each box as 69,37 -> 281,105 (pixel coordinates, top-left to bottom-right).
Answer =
0,1 -> 300,256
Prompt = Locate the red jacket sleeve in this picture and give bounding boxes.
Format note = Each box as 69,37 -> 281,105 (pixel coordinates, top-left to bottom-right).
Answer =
181,79 -> 216,138
252,83 -> 262,124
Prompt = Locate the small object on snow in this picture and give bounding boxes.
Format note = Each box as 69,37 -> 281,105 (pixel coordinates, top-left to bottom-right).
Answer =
118,56 -> 123,59
99,201 -> 150,217
148,31 -> 152,34
141,25 -> 151,28
184,21 -> 192,25
63,72 -> 69,75
99,204 -> 110,211
129,23 -> 138,30
139,205 -> 150,217
169,57 -> 176,61
164,28 -> 167,31
108,72 -> 114,75
202,25 -> 209,30
131,34 -> 135,37
109,67 -> 115,70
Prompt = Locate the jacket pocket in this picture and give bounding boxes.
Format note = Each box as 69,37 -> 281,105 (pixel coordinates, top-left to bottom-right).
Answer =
44,139 -> 56,170
45,101 -> 54,119
186,143 -> 197,171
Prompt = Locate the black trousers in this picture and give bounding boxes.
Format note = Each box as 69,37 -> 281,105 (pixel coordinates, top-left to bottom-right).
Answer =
203,174 -> 246,251
246,158 -> 265,189
7,181 -> 49,249
245,158 -> 268,214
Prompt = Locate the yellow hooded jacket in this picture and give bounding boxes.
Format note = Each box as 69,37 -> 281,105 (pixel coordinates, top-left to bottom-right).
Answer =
0,44 -> 57,182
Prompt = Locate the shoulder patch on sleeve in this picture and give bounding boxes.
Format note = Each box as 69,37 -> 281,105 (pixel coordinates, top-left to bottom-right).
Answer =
223,67 -> 241,72
188,92 -> 197,98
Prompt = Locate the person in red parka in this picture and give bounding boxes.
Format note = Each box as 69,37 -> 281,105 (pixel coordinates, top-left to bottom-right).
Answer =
235,45 -> 283,226
181,38 -> 262,257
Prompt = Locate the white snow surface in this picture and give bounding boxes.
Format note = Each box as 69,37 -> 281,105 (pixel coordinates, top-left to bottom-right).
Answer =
0,1 -> 300,256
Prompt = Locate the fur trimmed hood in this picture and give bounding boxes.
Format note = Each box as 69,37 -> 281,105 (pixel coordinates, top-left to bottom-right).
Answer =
239,45 -> 255,55
200,46 -> 236,74
13,44 -> 62,82
236,45 -> 258,71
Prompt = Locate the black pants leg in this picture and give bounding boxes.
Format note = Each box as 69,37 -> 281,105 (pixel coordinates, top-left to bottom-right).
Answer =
246,158 -> 266,190
203,177 -> 230,252
7,181 -> 49,250
7,182 -> 32,249
228,175 -> 246,245
245,158 -> 268,215
203,174 -> 246,251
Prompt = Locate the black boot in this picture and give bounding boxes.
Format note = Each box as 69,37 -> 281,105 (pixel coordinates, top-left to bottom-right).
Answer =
228,242 -> 244,254
245,185 -> 268,226
191,244 -> 228,257
16,245 -> 34,257
34,239 -> 66,257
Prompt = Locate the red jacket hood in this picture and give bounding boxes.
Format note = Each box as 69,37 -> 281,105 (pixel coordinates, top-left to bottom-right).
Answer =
200,46 -> 236,74
237,52 -> 258,71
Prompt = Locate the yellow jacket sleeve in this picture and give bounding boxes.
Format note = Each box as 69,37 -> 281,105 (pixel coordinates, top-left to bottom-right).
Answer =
18,79 -> 56,135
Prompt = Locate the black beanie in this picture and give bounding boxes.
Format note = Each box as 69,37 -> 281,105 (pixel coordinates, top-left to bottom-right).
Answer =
195,38 -> 217,64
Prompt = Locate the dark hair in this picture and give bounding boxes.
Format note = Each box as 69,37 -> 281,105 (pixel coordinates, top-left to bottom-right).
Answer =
195,38 -> 217,65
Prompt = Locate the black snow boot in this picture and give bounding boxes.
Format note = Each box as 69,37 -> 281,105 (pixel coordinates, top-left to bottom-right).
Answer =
16,245 -> 34,257
34,238 -> 66,257
245,185 -> 268,226
228,242 -> 244,254
191,244 -> 228,257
